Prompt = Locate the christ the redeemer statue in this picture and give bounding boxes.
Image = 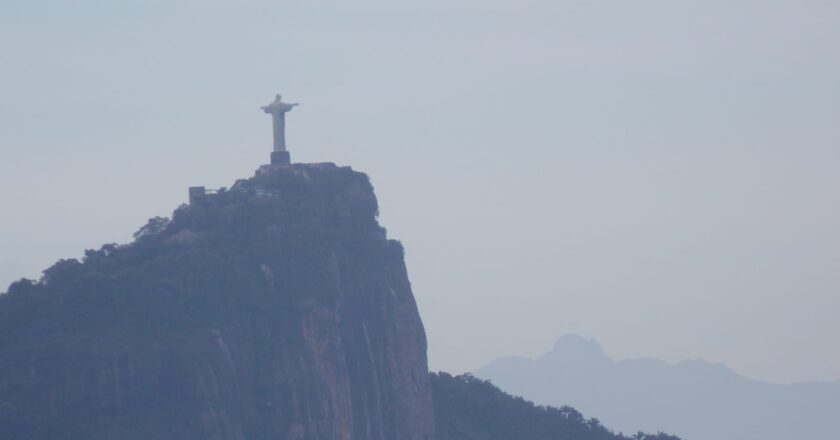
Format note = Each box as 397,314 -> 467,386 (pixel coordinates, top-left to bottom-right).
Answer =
262,94 -> 298,165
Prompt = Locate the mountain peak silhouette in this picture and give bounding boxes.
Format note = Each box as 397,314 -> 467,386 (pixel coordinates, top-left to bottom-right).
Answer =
475,334 -> 840,440
541,334 -> 610,365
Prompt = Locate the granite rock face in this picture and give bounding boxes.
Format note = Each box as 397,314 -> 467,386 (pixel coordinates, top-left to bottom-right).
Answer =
0,163 -> 435,440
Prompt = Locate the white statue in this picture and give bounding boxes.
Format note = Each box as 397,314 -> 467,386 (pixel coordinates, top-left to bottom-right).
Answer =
262,94 -> 298,152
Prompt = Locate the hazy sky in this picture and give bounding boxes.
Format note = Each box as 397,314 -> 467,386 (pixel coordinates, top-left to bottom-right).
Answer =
1,0 -> 838,384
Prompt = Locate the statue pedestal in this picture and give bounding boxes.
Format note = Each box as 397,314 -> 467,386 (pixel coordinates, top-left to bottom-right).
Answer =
271,151 -> 291,165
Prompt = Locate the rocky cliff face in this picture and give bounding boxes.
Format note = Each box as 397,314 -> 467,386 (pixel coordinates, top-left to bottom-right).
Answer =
0,163 -> 435,440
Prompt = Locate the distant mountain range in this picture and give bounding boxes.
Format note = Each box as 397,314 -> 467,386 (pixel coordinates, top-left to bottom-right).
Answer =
474,335 -> 840,440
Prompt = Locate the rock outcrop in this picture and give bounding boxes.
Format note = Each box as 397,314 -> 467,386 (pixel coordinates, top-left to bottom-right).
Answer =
0,163 -> 435,440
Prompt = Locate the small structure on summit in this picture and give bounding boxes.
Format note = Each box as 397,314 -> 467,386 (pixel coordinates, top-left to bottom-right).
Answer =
262,94 -> 298,165
188,186 -> 206,205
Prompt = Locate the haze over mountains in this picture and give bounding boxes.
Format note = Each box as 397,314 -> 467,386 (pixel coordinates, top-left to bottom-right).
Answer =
474,335 -> 840,440
0,163 -> 683,440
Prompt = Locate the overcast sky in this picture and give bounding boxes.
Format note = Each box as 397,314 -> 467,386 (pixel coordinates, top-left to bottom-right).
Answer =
1,0 -> 838,384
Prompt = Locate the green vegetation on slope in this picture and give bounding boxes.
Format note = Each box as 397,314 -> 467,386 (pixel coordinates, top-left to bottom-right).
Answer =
431,373 -> 681,440
0,164 -> 403,439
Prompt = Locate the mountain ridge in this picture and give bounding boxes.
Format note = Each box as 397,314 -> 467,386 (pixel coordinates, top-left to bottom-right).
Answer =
474,334 -> 840,440
0,164 -> 683,440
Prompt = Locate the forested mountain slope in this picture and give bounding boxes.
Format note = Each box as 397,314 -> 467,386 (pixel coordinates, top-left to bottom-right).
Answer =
431,372 -> 680,440
0,163 -> 434,440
